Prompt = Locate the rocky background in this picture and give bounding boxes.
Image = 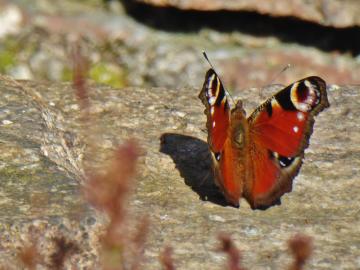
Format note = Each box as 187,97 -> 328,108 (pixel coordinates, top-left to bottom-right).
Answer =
0,0 -> 359,269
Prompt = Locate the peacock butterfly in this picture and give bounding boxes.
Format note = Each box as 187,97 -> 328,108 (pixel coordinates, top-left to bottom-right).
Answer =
199,67 -> 329,210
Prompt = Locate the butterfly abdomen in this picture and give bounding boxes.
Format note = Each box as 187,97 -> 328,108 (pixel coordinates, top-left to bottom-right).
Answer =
216,104 -> 249,207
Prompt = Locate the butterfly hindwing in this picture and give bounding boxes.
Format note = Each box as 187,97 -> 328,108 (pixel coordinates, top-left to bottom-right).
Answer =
245,77 -> 329,209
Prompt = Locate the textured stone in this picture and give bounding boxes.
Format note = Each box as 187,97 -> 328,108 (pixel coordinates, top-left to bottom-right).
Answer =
136,0 -> 360,28
4,0 -> 359,90
0,76 -> 359,268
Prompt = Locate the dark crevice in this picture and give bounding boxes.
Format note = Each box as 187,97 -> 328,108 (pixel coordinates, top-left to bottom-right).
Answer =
120,1 -> 360,55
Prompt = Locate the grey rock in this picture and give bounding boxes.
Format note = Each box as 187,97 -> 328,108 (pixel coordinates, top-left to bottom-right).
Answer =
0,76 -> 359,268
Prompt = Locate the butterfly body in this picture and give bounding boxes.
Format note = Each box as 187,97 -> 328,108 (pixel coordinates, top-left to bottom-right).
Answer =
199,69 -> 329,210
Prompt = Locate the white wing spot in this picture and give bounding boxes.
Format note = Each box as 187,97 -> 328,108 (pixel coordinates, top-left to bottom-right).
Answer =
298,103 -> 311,112
210,106 -> 215,116
297,112 -> 305,121
304,80 -> 312,88
212,121 -> 216,128
208,96 -> 216,105
293,126 -> 299,133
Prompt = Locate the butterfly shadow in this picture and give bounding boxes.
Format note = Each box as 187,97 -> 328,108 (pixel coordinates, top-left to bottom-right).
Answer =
160,133 -> 235,207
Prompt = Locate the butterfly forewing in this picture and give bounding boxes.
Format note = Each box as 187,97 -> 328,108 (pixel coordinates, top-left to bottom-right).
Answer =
199,69 -> 231,153
245,76 -> 329,209
199,69 -> 245,206
249,77 -> 328,156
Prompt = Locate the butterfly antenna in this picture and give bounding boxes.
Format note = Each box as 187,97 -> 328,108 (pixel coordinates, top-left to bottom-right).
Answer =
202,51 -> 236,105
203,51 -> 216,70
259,64 -> 291,99
268,63 -> 291,85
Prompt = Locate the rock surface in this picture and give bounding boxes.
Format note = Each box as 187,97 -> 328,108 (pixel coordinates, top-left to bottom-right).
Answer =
136,0 -> 360,28
2,0 -> 360,90
0,75 -> 359,268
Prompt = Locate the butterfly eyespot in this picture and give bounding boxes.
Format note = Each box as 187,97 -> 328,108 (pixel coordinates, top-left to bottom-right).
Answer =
290,80 -> 321,112
214,152 -> 221,161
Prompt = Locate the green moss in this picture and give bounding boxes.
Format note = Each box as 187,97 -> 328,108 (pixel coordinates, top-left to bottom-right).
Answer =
0,51 -> 15,72
61,66 -> 73,82
89,63 -> 127,88
0,39 -> 19,73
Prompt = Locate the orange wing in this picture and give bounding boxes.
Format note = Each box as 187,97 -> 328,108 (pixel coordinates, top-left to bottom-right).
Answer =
244,77 -> 329,209
199,69 -> 245,206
